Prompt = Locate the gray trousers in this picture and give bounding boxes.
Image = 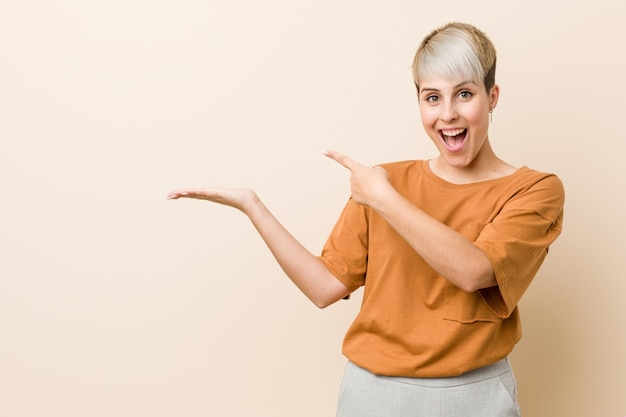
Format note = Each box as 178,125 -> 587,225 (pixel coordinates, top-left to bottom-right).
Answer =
336,358 -> 521,417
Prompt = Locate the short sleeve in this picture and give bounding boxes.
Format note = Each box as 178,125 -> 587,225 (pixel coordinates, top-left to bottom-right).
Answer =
475,174 -> 565,317
318,198 -> 369,292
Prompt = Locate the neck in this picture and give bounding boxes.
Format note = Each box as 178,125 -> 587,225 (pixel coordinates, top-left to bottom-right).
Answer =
431,140 -> 516,184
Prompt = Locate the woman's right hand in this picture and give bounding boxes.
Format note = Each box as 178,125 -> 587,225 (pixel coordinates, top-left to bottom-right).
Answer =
167,185 -> 350,307
166,187 -> 258,213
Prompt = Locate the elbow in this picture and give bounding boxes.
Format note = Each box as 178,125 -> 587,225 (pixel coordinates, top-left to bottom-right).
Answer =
309,273 -> 351,309
458,280 -> 482,293
451,249 -> 497,293
311,295 -> 337,309
313,299 -> 332,309
310,289 -> 350,309
457,272 -> 497,293
453,262 -> 496,293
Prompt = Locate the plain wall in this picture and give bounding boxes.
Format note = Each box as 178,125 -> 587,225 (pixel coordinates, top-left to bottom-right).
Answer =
1,1 -> 624,416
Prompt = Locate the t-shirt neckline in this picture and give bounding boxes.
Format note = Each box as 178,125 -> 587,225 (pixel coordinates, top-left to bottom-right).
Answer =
421,159 -> 529,188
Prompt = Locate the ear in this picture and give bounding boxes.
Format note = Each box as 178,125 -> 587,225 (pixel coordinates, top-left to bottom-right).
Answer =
489,84 -> 500,110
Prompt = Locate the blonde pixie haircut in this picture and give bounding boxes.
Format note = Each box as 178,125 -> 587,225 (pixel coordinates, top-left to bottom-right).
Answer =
412,22 -> 497,93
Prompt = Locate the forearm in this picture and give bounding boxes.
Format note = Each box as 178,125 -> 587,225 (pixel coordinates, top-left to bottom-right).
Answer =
373,189 -> 496,292
320,149 -> 495,291
244,195 -> 350,308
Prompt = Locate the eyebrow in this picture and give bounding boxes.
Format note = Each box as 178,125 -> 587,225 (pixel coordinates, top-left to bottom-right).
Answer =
420,80 -> 477,93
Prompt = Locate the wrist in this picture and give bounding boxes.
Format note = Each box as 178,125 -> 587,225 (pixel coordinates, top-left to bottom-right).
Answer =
369,184 -> 399,213
241,191 -> 266,216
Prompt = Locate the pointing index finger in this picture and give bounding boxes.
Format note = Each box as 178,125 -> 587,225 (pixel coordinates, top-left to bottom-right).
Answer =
322,149 -> 356,171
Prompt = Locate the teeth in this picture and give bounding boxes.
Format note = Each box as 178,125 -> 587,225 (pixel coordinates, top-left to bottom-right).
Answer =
441,128 -> 465,137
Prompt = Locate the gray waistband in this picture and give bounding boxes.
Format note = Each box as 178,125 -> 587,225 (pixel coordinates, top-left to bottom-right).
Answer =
370,358 -> 512,388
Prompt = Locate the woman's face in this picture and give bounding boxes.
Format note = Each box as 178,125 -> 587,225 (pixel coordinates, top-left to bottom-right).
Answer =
418,75 -> 499,171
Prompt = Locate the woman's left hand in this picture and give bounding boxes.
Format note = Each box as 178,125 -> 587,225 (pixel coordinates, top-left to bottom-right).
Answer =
323,150 -> 393,209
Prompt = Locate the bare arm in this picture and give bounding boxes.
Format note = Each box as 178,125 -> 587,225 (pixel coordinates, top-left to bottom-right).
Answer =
322,150 -> 496,292
167,187 -> 350,308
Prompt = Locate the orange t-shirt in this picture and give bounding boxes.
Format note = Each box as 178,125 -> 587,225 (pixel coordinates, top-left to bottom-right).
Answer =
319,160 -> 564,377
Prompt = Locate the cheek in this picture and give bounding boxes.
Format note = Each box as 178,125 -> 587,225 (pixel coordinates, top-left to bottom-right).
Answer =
465,106 -> 488,127
419,107 -> 437,127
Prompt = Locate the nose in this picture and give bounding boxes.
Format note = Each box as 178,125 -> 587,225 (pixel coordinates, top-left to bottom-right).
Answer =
439,101 -> 458,122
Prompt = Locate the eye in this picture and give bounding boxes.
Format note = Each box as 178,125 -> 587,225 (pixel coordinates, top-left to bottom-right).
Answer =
458,90 -> 473,100
424,95 -> 439,103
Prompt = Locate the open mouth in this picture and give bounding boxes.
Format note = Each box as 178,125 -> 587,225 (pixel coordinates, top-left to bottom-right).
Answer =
440,128 -> 467,151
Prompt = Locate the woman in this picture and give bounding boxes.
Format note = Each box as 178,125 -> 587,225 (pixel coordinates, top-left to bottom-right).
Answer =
168,22 -> 564,417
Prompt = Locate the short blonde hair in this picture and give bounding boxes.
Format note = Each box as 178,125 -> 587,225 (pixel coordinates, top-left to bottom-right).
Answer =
412,22 -> 497,92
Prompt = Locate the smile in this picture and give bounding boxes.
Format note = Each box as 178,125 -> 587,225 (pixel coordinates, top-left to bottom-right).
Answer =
440,128 -> 467,152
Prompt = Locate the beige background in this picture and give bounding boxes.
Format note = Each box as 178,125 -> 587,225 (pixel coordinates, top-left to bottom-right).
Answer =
1,0 -> 624,416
